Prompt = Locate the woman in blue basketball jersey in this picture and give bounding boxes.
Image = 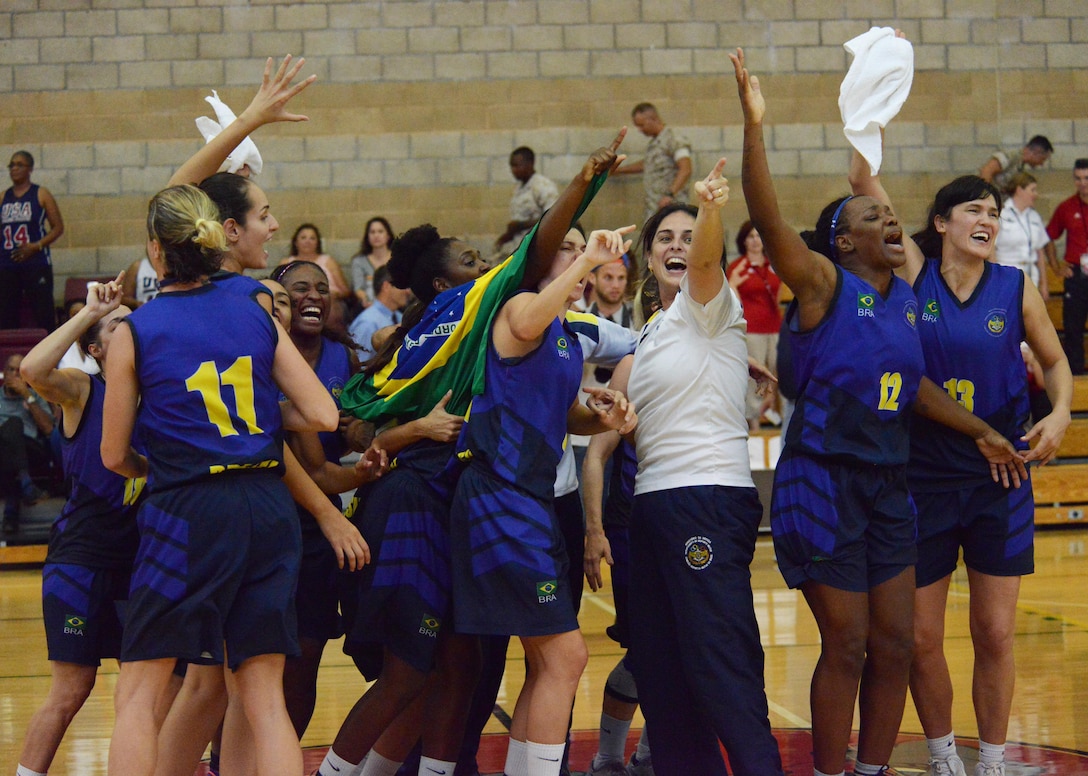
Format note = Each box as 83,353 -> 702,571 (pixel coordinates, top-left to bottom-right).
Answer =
851,165 -> 1072,773
315,135 -> 626,776
101,184 -> 338,776
449,224 -> 635,776
16,274 -> 136,776
732,50 -> 1028,776
271,258 -> 382,738
1,150 -> 65,330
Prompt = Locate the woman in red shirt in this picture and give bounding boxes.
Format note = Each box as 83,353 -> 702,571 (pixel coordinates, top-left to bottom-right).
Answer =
728,220 -> 782,431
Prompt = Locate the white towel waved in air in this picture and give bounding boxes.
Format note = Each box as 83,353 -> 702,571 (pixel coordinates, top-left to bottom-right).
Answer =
195,90 -> 263,176
838,27 -> 913,176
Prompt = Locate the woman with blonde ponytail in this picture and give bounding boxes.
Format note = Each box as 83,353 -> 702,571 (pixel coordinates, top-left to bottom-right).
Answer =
101,183 -> 340,775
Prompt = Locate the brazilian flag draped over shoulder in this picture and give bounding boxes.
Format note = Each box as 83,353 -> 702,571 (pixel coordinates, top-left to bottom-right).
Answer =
339,171 -> 608,427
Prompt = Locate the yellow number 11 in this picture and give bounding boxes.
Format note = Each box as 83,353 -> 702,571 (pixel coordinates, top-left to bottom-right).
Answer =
185,357 -> 263,438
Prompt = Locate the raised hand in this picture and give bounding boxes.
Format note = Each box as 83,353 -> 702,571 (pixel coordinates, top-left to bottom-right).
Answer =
694,157 -> 729,210
581,127 -> 628,181
582,225 -> 636,269
84,270 -> 126,319
238,54 -> 317,128
729,48 -> 765,125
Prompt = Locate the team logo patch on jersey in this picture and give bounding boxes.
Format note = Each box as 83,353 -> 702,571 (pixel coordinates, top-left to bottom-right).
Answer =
922,298 -> 940,322
556,336 -> 571,360
684,536 -> 713,570
903,299 -> 918,328
536,580 -> 559,603
419,614 -> 441,638
64,614 -> 86,635
857,293 -> 875,318
328,376 -> 345,400
985,309 -> 1007,337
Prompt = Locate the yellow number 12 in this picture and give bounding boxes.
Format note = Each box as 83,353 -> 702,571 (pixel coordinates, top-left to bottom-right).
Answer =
878,371 -> 902,411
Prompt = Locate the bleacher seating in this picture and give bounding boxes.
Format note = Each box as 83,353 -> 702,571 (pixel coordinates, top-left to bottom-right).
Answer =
0,328 -> 48,374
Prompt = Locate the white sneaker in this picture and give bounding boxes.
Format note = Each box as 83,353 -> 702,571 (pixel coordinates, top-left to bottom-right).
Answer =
929,755 -> 967,776
627,753 -> 655,776
973,762 -> 1005,776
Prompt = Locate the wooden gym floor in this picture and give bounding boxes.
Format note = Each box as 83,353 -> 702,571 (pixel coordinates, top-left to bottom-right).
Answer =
2,530 -> 1087,774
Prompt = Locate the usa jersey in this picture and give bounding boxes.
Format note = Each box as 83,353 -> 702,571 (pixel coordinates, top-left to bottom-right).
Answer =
127,283 -> 284,491
49,376 -> 143,569
909,259 -> 1029,488
458,313 -> 584,500
1,183 -> 50,268
786,266 -> 925,465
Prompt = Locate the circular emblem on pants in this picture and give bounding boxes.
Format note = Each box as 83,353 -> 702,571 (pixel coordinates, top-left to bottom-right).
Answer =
684,536 -> 713,570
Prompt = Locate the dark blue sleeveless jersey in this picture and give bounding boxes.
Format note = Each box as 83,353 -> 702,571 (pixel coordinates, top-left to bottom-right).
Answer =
49,375 -> 142,569
459,314 -> 584,500
211,269 -> 274,306
126,283 -> 284,491
909,259 -> 1029,489
313,338 -> 351,465
786,266 -> 925,465
1,183 -> 51,268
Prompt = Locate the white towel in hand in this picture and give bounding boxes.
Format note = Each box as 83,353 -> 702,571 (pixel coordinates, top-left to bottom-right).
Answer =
195,90 -> 263,176
838,27 -> 913,176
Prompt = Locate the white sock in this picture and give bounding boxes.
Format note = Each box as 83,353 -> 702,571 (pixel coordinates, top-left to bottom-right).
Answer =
526,740 -> 566,776
318,749 -> 359,776
504,738 -> 528,776
634,726 -> 651,762
927,731 -> 959,761
418,755 -> 456,775
17,766 -> 47,776
348,752 -> 369,776
359,750 -> 402,776
593,712 -> 631,766
854,762 -> 884,775
978,739 -> 1005,765
813,770 -> 844,776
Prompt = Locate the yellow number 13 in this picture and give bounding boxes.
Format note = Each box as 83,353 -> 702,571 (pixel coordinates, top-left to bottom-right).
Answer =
942,377 -> 975,412
185,357 -> 263,437
878,371 -> 902,411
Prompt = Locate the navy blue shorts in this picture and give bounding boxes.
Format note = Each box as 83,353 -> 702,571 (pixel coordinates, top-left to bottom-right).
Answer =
345,467 -> 451,677
121,474 -> 301,670
451,465 -> 577,638
295,528 -> 343,642
913,476 -> 1034,587
42,563 -> 128,666
771,453 -> 917,592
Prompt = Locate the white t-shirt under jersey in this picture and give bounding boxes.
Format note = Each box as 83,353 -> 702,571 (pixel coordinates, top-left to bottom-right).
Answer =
627,272 -> 752,495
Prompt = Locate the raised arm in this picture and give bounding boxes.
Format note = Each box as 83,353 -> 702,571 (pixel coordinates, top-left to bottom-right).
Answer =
169,55 -> 315,187
20,272 -> 124,413
522,129 -> 627,289
685,158 -> 730,304
847,134 -> 925,284
731,49 -> 837,318
498,227 -> 634,355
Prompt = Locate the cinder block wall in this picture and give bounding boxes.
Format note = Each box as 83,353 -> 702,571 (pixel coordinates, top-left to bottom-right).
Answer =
1,0 -> 1085,300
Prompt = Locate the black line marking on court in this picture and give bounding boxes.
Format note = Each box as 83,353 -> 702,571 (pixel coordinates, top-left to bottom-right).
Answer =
492,703 -> 513,730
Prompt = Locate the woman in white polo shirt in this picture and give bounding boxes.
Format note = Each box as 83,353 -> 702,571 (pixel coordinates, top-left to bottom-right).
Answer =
624,161 -> 784,776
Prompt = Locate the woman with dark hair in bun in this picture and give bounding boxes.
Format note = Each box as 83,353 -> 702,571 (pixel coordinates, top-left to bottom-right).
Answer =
101,184 -> 338,775
314,133 -> 626,776
733,49 -> 1025,776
